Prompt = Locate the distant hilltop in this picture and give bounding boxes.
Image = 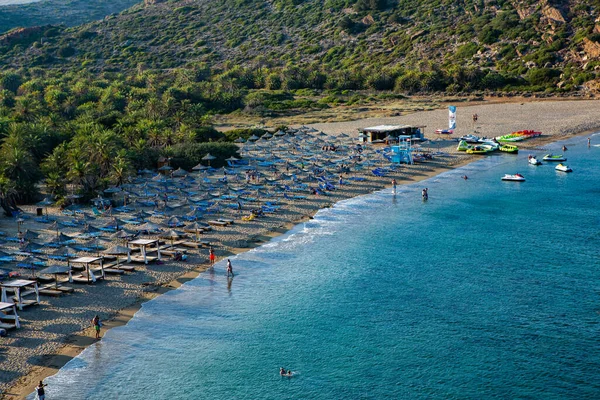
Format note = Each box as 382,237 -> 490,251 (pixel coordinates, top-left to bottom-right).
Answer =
1,0 -> 600,93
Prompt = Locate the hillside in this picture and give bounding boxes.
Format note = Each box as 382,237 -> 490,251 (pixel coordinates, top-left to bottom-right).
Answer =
1,0 -> 600,91
0,0 -> 140,34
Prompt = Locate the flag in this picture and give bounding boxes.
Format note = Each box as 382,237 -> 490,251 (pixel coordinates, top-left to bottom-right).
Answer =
448,106 -> 457,130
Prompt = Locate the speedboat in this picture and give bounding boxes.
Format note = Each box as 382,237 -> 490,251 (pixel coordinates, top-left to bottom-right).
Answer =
501,173 -> 526,181
499,144 -> 518,154
459,134 -> 480,143
528,155 -> 542,165
555,164 -> 572,172
543,154 -> 566,162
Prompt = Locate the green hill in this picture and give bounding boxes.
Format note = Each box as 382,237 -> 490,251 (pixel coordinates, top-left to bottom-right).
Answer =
2,0 -> 600,91
0,0 -> 140,34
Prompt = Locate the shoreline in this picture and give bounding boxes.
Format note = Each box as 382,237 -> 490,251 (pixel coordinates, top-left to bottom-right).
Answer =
2,160 -> 473,400
3,100 -> 600,399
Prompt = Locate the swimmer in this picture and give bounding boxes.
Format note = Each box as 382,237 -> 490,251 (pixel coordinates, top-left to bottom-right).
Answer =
462,175 -> 468,180
280,367 -> 286,376
562,145 -> 568,151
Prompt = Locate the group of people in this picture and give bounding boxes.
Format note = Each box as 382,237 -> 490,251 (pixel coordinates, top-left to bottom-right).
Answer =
244,170 -> 260,183
422,188 -> 429,200
279,367 -> 293,377
321,145 -> 337,151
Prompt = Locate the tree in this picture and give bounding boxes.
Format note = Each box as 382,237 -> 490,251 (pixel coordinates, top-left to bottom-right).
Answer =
0,73 -> 22,94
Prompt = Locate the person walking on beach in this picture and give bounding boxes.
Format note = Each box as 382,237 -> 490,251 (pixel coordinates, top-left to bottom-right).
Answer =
36,380 -> 48,400
209,247 -> 215,265
226,259 -> 234,277
91,315 -> 101,339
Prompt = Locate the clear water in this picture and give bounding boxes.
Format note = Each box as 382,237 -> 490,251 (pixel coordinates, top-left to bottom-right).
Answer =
34,135 -> 600,399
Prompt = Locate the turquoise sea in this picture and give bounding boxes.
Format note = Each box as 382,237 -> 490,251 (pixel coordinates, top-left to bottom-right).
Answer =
33,134 -> 600,399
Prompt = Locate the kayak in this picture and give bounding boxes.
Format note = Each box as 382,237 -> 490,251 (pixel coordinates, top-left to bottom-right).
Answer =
543,154 -> 566,162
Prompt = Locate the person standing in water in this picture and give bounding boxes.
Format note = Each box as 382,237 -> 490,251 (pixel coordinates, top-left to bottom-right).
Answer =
226,259 -> 234,277
392,178 -> 397,194
35,380 -> 48,400
209,247 -> 215,265
588,137 -> 591,148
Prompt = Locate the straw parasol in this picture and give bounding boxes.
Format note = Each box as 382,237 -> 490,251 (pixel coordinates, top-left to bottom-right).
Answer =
39,265 -> 72,288
37,197 -> 53,216
103,245 -> 131,265
202,153 -> 216,167
160,230 -> 183,247
172,168 -> 188,178
137,222 -> 162,233
234,137 -> 246,143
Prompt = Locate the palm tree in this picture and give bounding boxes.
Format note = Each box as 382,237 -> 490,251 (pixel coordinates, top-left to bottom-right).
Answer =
110,154 -> 133,186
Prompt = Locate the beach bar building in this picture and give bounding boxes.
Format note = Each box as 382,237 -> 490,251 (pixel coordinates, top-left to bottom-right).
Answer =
359,125 -> 425,143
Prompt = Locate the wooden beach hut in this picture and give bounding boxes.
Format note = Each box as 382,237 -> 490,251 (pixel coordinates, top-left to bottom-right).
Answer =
0,280 -> 40,310
0,302 -> 20,331
128,238 -> 161,264
70,256 -> 105,284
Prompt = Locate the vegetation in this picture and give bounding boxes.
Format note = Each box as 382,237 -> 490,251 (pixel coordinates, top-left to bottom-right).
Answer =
0,0 -> 140,34
0,0 -> 599,208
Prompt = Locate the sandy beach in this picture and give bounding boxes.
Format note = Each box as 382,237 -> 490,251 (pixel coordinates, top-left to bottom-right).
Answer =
1,98 -> 599,399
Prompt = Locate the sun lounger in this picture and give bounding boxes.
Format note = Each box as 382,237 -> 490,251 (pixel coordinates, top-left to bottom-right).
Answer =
208,220 -> 228,227
38,287 -> 64,297
103,268 -> 125,275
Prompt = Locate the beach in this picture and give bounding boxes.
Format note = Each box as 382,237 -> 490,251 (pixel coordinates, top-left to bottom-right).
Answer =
1,98 -> 599,399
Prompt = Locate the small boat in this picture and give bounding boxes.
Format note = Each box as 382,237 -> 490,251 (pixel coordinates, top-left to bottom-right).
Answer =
543,154 -> 566,162
466,145 -> 494,155
528,155 -> 542,165
499,144 -> 518,154
435,129 -> 454,135
555,164 -> 572,172
501,173 -> 526,181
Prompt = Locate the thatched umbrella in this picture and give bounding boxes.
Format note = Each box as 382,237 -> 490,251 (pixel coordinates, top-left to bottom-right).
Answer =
21,230 -> 39,241
39,265 -> 72,288
248,134 -> 259,142
160,230 -> 183,248
192,163 -> 210,171
37,197 -> 53,217
137,222 -> 162,233
166,216 -> 182,228
184,222 -> 203,241
234,137 -> 246,143
103,245 -> 131,265
202,153 -> 216,167
172,168 -> 188,178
